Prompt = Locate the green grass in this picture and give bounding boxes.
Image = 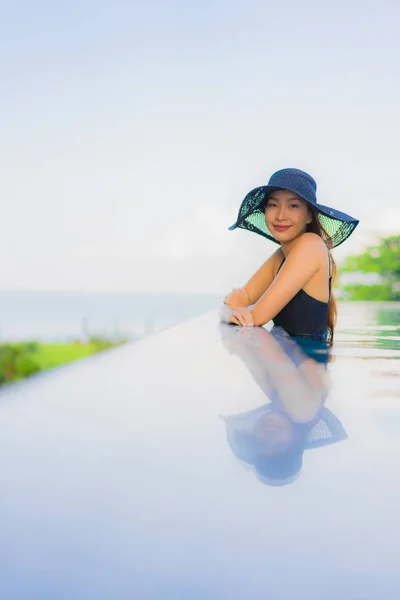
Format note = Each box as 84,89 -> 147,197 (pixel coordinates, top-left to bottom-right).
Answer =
32,342 -> 105,370
0,338 -> 127,385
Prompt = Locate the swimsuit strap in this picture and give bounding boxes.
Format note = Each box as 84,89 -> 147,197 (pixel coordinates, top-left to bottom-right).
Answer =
276,258 -> 285,275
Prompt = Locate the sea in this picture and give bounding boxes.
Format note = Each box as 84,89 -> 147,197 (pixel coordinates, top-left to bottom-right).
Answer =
0,291 -> 222,343
1,291 -> 399,347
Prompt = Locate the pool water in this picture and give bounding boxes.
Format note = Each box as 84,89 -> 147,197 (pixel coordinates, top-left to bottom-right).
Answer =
332,302 -> 400,409
335,301 -> 400,355
0,301 -> 399,599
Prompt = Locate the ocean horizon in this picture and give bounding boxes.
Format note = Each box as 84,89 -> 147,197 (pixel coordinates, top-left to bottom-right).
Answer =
0,290 -> 222,342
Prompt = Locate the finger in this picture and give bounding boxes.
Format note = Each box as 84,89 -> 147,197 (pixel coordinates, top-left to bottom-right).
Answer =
232,310 -> 249,327
243,312 -> 254,327
236,314 -> 247,327
228,315 -> 240,325
235,314 -> 246,326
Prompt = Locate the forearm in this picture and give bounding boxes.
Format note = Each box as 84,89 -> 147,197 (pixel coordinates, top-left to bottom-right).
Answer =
249,304 -> 272,327
249,281 -> 298,327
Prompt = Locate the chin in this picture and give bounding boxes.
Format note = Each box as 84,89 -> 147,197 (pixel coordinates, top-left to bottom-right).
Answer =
272,230 -> 294,240
271,228 -> 302,243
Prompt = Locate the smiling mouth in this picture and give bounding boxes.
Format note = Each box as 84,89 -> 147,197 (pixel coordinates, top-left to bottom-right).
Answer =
273,225 -> 290,231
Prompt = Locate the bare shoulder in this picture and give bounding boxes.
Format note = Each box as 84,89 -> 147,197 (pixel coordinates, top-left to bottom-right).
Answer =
285,233 -> 328,277
292,232 -> 327,256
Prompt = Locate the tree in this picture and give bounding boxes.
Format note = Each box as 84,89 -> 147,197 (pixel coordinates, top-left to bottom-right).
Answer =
340,235 -> 400,301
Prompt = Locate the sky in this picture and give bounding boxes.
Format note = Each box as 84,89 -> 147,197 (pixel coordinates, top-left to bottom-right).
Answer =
1,0 -> 399,293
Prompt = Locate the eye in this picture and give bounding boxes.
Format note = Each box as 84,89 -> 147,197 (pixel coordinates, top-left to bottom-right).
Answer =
266,201 -> 277,208
290,203 -> 300,208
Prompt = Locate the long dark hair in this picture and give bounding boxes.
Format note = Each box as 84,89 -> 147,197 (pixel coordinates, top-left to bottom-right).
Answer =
306,212 -> 337,343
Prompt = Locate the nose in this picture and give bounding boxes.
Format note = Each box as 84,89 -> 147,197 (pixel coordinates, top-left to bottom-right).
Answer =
276,204 -> 288,222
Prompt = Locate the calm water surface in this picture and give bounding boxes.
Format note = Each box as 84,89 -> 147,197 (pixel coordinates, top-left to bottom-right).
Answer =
329,302 -> 400,452
0,302 -> 399,599
335,301 -> 400,355
329,302 -> 400,427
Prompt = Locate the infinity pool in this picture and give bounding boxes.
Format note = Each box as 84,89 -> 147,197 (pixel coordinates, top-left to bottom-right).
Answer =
331,301 -> 400,421
0,301 -> 399,599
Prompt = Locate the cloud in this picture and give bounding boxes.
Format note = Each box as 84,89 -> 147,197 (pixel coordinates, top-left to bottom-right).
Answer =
153,204 -> 233,260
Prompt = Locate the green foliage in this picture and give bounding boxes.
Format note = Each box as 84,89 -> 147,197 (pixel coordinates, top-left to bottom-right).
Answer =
14,354 -> 41,378
0,344 -> 40,384
341,235 -> 400,301
0,337 -> 128,386
33,342 -> 103,370
88,335 -> 127,351
341,283 -> 398,302
341,235 -> 400,276
16,341 -> 40,353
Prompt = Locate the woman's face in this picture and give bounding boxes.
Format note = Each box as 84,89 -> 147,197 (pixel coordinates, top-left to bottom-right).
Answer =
253,412 -> 295,456
265,190 -> 312,243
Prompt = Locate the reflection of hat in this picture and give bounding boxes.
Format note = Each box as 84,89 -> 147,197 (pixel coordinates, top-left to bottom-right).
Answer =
228,168 -> 359,248
221,404 -> 347,487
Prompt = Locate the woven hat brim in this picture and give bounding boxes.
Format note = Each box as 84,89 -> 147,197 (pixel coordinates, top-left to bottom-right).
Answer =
229,185 -> 359,249
221,405 -> 348,464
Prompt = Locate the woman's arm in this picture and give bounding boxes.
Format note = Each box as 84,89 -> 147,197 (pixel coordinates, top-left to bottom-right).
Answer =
250,233 -> 327,327
223,287 -> 250,308
224,247 -> 284,308
219,325 -> 325,423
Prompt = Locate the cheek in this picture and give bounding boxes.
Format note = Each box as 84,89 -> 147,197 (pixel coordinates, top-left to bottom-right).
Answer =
296,209 -> 310,224
264,208 -> 273,221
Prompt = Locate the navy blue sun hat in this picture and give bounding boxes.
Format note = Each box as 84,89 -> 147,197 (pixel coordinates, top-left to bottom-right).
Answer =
220,404 -> 348,486
229,168 -> 359,248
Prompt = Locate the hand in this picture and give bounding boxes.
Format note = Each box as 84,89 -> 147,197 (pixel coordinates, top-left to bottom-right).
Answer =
227,307 -> 254,327
219,322 -> 260,355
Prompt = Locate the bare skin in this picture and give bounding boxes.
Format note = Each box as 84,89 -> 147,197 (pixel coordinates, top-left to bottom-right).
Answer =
221,325 -> 326,423
219,325 -> 328,461
224,190 -> 330,327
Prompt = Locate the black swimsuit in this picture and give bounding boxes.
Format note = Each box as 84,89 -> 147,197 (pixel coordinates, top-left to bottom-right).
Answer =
272,259 -> 331,340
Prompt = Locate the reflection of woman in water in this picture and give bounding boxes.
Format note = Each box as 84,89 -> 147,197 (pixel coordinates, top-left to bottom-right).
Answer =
221,168 -> 359,343
219,324 -> 347,486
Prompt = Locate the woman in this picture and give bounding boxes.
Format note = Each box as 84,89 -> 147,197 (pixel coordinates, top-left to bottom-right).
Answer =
219,324 -> 347,486
221,168 -> 359,342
